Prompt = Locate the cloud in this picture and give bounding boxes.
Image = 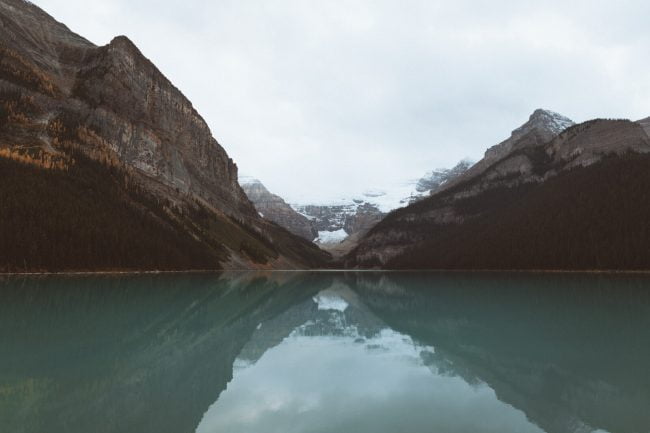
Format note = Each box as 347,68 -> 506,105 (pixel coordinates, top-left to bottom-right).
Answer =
33,0 -> 650,202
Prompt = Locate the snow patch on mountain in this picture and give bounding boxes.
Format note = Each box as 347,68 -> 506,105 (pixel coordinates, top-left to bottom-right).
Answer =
538,109 -> 574,134
291,180 -> 422,215
315,228 -> 348,244
242,159 -> 473,248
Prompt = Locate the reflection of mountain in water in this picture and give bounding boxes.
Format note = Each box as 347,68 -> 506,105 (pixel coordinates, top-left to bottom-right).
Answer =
348,273 -> 650,433
0,273 -> 333,433
198,280 -> 546,433
1,272 -> 649,433
236,281 -> 387,367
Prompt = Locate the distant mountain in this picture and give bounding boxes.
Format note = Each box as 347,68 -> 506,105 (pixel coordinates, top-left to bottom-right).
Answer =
436,109 -> 574,195
290,160 -> 472,249
293,202 -> 383,241
238,177 -> 385,254
414,159 -> 473,198
239,177 -> 317,241
241,159 -> 472,258
0,0 -> 330,271
346,110 -> 650,270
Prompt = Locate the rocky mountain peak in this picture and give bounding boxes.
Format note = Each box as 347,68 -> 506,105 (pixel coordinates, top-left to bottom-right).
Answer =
434,110 -> 575,196
482,109 -> 574,166
509,108 -> 574,143
415,159 -> 474,194
527,108 -> 575,134
239,178 -> 318,241
238,178 -> 275,202
109,35 -> 137,49
1,0 -> 331,269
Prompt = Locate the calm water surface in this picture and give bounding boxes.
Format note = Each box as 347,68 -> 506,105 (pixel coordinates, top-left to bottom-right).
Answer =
1,272 -> 649,433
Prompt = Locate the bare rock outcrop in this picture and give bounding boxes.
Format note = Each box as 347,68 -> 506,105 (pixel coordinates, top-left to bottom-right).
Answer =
240,178 -> 318,241
348,110 -> 650,268
0,0 -> 330,270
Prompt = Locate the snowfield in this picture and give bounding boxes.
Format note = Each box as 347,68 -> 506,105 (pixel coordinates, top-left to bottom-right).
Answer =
314,228 -> 349,244
291,179 -> 423,216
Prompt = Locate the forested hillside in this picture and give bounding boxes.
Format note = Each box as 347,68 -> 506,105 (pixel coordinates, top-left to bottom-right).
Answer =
373,154 -> 650,270
0,153 -> 295,272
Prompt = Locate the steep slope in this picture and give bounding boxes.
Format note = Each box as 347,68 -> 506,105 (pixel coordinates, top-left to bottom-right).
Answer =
294,201 -> 385,243
639,116 -> 650,137
239,177 -> 317,241
413,159 -> 473,201
256,159 -> 471,258
347,112 -> 650,270
438,109 -> 574,194
0,0 -> 330,270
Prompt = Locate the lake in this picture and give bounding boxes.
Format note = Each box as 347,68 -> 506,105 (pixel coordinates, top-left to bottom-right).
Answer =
1,272 -> 649,433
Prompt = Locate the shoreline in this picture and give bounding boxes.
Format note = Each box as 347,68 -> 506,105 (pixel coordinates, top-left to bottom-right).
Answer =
3,268 -> 650,276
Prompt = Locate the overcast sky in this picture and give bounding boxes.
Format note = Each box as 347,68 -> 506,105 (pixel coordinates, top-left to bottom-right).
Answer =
33,0 -> 650,203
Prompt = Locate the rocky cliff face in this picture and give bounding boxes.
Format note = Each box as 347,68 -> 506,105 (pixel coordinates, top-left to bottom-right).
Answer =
1,0 -> 249,217
292,202 -> 385,253
248,158 -> 471,257
414,159 -> 473,199
347,109 -> 650,269
438,109 -> 574,194
0,0 -> 330,270
238,178 -> 386,256
294,202 -> 384,236
240,178 -> 317,241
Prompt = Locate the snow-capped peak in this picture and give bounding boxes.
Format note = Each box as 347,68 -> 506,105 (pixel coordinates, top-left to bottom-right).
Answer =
530,109 -> 574,134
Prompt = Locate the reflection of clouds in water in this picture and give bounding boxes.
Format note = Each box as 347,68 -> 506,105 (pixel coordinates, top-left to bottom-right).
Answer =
195,315 -> 544,433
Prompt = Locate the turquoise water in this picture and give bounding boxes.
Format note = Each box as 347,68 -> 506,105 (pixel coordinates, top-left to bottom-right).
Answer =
1,272 -> 649,433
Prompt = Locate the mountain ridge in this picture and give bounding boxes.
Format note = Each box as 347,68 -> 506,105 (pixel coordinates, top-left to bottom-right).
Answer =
0,0 -> 330,271
239,177 -> 318,241
346,111 -> 650,269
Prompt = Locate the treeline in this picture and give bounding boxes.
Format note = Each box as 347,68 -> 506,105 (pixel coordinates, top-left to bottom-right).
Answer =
385,154 -> 650,270
0,153 -> 223,272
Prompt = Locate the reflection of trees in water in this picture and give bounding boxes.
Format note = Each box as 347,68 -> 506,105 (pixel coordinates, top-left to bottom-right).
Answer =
0,272 -> 333,433
2,272 -> 649,433
348,272 -> 650,433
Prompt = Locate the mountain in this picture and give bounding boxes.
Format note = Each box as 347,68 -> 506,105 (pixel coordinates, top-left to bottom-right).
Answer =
0,0 -> 330,271
436,109 -> 574,195
414,159 -> 473,199
239,177 -> 317,241
238,176 -> 385,256
293,201 -> 384,241
240,159 -> 471,259
346,109 -> 650,270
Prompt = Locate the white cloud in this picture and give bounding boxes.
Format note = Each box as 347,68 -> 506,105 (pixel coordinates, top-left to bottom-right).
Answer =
32,0 -> 650,202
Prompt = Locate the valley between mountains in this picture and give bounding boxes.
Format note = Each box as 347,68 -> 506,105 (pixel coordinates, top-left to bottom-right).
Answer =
2,0 -> 650,272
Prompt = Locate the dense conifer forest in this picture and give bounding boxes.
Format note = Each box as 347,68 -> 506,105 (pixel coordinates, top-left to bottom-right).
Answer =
0,154 -> 228,272
373,154 -> 650,270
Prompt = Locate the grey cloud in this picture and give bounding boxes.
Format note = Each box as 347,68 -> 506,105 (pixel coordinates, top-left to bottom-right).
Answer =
33,0 -> 650,202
